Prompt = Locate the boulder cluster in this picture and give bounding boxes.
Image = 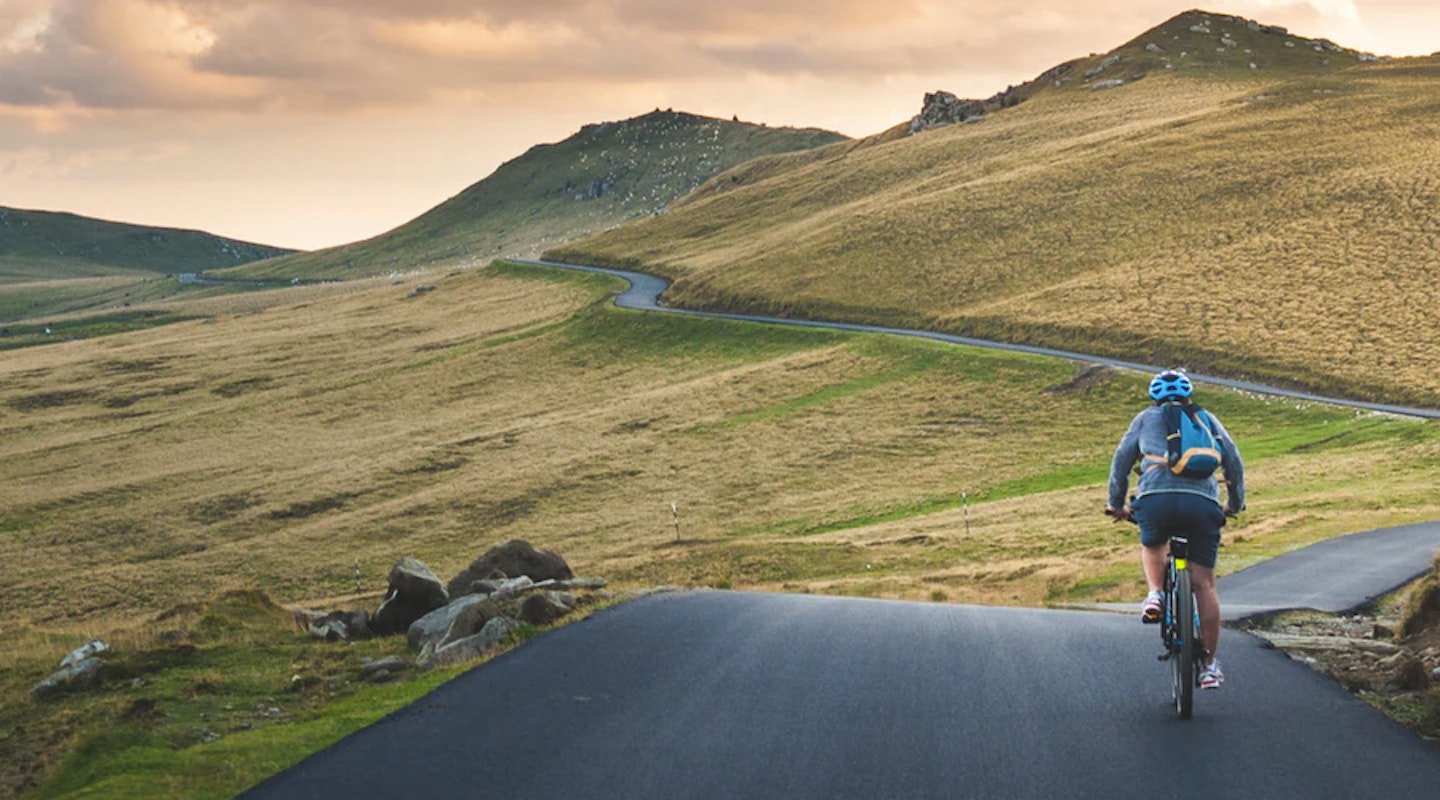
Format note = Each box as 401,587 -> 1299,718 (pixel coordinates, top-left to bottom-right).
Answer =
292,540 -> 607,670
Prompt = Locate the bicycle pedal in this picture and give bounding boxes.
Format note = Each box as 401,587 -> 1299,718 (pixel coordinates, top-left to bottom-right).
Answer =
1157,652 -> 1172,662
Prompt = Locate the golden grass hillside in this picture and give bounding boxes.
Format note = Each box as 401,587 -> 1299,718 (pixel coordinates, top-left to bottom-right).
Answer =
549,51 -> 1440,409
3,262 -> 1439,644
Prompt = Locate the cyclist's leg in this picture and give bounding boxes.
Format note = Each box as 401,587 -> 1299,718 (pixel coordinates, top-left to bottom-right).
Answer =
1132,495 -> 1169,592
1141,543 -> 1167,592
1176,496 -> 1225,666
1190,563 -> 1220,663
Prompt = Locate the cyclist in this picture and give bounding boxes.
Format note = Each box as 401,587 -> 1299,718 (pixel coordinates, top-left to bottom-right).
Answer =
1106,369 -> 1245,690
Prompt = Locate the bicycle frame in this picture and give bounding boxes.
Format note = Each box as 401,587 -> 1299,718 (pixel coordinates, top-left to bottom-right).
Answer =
1159,535 -> 1203,719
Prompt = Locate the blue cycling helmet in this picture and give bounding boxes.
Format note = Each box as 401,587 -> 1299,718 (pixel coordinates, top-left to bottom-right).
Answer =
1148,369 -> 1193,402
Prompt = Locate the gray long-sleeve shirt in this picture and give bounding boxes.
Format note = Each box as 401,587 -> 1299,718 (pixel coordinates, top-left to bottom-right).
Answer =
1107,403 -> 1245,513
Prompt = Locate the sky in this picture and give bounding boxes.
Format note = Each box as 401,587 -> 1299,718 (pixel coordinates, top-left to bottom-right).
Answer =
2,1 -> 1437,251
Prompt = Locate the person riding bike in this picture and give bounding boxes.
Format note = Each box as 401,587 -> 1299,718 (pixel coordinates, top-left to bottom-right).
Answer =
1106,369 -> 1245,690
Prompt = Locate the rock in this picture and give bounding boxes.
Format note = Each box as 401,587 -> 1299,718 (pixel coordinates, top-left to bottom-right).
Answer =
371,557 -> 450,636
1382,653 -> 1430,692
447,541 -> 573,599
406,594 -> 492,651
1084,56 -> 1121,78
1145,43 -> 1164,54
491,576 -> 535,600
1093,80 -> 1125,91
1258,633 -> 1403,655
466,578 -> 507,596
908,91 -> 986,134
60,639 -> 108,668
31,657 -> 103,699
418,617 -> 520,671
294,608 -> 373,642
360,655 -> 410,681
557,577 -> 608,591
519,592 -> 572,626
440,598 -> 507,647
1372,623 -> 1395,640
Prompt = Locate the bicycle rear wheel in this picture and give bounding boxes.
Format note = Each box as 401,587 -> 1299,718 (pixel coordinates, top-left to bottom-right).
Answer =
1172,568 -> 1196,719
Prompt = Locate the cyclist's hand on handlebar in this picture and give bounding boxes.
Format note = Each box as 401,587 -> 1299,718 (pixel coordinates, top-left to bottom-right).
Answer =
1105,507 -> 1133,524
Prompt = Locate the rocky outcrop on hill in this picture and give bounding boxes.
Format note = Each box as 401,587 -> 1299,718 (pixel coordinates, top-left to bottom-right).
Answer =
292,540 -> 609,671
909,92 -> 987,133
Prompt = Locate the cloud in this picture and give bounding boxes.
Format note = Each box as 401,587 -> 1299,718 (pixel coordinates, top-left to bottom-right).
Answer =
1237,0 -> 1362,23
0,0 -> 1179,115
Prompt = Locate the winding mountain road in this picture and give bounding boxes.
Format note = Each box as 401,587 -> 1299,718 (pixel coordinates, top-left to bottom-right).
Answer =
517,258 -> 1440,420
239,259 -> 1440,798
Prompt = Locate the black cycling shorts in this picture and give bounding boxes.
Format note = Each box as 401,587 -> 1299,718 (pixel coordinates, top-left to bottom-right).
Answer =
1132,492 -> 1226,568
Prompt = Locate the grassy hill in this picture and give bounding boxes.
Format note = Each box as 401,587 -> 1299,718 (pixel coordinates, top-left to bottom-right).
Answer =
0,207 -> 292,282
226,111 -> 847,281
0,207 -> 295,325
547,10 -> 1440,408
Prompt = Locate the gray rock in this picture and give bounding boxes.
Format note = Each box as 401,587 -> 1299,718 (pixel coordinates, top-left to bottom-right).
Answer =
519,592 -> 572,626
294,608 -> 373,641
60,639 -> 108,668
418,617 -> 520,670
31,657 -> 102,698
491,576 -> 535,599
407,594 -> 491,651
447,541 -> 573,598
440,598 -> 507,647
557,577 -> 608,591
371,557 -> 450,636
360,655 -> 409,678
1093,80 -> 1125,90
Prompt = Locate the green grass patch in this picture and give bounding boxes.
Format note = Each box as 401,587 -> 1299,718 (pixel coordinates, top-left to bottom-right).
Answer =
0,311 -> 201,351
555,303 -> 851,366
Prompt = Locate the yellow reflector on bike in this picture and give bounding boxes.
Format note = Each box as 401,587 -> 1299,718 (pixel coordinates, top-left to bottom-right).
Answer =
1176,559 -> 1188,570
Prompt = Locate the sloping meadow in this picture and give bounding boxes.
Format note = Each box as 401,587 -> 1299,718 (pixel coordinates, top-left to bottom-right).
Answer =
3,262 -> 1437,636
3,261 -> 1439,796
550,58 -> 1440,408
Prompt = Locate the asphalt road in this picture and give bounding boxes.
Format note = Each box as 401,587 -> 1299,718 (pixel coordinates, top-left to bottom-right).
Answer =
241,591 -> 1440,799
517,259 -> 1440,420
1219,521 -> 1440,619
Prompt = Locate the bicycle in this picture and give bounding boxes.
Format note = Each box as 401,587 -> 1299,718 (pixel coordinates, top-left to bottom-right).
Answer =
1106,509 -> 1208,720
1159,534 -> 1204,720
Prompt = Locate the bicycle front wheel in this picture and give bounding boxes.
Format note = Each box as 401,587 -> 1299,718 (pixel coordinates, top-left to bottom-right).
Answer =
1172,568 -> 1196,719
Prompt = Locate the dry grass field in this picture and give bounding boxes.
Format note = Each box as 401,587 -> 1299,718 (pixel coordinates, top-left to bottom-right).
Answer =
551,55 -> 1440,408
4,261 -> 1440,797
4,262 -> 1438,645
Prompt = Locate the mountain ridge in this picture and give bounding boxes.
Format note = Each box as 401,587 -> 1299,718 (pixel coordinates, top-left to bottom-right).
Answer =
545,13 -> 1440,407
0,205 -> 294,282
225,110 -> 847,281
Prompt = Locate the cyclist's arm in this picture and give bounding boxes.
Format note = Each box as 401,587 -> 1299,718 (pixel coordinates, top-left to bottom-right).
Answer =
1107,414 -> 1144,512
1210,414 -> 1246,513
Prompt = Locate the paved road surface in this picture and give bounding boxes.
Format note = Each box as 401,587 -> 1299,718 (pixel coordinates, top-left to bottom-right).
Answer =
1219,521 -> 1440,619
242,591 -> 1440,799
517,259 -> 1440,420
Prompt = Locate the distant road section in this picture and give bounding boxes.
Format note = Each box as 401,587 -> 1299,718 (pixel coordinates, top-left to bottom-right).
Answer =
1220,521 -> 1440,619
516,259 -> 1440,420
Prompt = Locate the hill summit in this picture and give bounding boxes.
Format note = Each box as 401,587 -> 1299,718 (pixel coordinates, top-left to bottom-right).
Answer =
907,8 -> 1385,134
230,111 -> 846,280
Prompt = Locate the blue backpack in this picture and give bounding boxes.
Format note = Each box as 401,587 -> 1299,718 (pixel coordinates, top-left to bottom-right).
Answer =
1162,402 -> 1222,478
